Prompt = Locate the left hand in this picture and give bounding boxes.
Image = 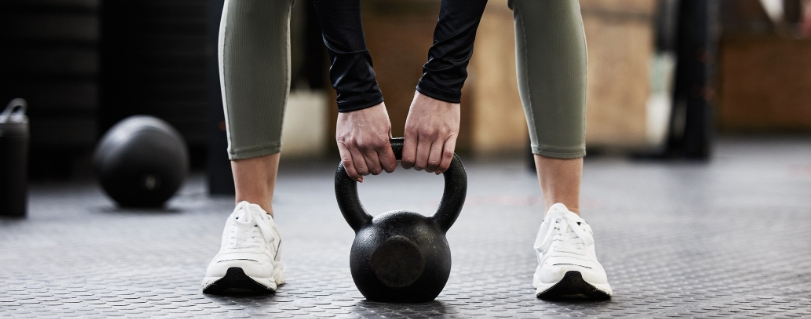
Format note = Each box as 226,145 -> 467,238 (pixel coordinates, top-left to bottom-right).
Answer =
336,103 -> 397,182
401,92 -> 460,174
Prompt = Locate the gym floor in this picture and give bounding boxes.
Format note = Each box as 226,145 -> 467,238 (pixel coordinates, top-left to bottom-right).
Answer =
2,137 -> 811,318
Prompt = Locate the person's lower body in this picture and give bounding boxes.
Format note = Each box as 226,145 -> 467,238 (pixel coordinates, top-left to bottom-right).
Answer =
201,0 -> 612,299
202,0 -> 293,294
510,0 -> 613,299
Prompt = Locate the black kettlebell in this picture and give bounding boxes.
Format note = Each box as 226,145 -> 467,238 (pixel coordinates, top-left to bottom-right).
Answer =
335,137 -> 467,302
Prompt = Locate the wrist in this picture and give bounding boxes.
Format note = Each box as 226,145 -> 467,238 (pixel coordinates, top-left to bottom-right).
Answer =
415,84 -> 461,104
337,93 -> 385,113
413,91 -> 460,108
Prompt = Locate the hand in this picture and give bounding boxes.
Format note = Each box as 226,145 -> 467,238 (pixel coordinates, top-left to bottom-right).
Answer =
401,92 -> 460,174
336,103 -> 397,182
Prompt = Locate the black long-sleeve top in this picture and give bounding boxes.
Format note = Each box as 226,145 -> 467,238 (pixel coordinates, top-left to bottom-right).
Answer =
313,0 -> 488,112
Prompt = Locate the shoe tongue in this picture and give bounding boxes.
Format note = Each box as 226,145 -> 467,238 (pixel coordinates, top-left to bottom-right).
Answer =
547,203 -> 570,216
232,207 -> 254,225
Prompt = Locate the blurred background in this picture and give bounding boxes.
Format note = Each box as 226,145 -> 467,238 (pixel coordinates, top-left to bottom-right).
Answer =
1,0 -> 810,194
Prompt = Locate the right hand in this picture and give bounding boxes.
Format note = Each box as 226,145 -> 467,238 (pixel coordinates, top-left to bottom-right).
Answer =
401,92 -> 460,174
336,103 -> 398,182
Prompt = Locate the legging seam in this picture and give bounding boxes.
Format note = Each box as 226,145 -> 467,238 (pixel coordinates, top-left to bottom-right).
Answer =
515,1 -> 539,152
219,0 -> 234,152
580,21 -> 588,143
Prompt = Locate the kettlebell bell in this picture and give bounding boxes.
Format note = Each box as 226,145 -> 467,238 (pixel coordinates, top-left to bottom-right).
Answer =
335,137 -> 467,302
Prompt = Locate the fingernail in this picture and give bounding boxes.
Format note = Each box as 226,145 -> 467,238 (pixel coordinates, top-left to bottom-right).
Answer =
358,177 -> 364,183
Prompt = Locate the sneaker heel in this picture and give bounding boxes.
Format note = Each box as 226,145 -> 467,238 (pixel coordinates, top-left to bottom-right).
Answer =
273,263 -> 286,285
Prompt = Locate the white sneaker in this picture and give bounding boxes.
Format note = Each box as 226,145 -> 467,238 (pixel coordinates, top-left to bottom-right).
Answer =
201,201 -> 285,294
533,203 -> 612,299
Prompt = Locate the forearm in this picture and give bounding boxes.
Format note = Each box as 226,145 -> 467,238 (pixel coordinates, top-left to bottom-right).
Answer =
416,0 -> 488,103
312,0 -> 384,112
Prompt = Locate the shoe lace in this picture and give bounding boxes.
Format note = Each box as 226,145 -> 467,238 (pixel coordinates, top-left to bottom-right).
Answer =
227,202 -> 275,249
536,212 -> 593,256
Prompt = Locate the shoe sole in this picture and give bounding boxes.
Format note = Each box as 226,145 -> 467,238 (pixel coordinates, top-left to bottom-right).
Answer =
202,267 -> 278,295
536,271 -> 612,300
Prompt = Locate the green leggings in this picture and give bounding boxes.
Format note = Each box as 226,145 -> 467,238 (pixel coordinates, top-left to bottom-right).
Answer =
219,0 -> 587,160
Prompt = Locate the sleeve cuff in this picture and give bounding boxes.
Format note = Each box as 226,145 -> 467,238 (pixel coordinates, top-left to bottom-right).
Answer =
337,93 -> 385,113
416,83 -> 462,104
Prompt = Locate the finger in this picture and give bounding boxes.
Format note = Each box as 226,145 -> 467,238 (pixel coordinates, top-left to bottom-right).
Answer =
436,136 -> 457,175
425,140 -> 444,173
362,147 -> 382,175
338,142 -> 361,182
401,128 -> 418,169
349,145 -> 370,177
376,140 -> 397,173
413,135 -> 432,171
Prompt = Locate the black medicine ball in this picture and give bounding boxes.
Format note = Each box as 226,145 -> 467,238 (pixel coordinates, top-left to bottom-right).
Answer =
93,116 -> 189,207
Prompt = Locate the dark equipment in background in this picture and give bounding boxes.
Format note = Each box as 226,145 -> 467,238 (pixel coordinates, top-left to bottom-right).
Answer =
0,99 -> 29,217
662,0 -> 718,159
0,0 -> 99,179
206,0 -> 235,196
335,138 -> 467,302
99,0 -> 208,168
636,0 -> 718,160
93,116 -> 189,208
2,0 -> 329,183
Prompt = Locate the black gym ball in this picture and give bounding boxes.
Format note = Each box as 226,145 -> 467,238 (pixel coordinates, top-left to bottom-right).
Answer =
93,116 -> 189,207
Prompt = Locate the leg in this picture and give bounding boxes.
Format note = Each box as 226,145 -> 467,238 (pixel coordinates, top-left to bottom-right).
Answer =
534,156 -> 582,214
202,0 -> 292,295
510,0 -> 587,215
511,0 -> 612,300
220,0 -> 293,215
232,153 -> 280,217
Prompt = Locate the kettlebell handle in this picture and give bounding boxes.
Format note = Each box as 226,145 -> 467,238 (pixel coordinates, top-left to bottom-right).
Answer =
335,137 -> 467,233
0,98 -> 27,123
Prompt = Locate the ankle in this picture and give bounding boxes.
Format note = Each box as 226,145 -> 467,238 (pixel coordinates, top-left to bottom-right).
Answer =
544,203 -> 580,216
236,200 -> 274,218
258,204 -> 274,218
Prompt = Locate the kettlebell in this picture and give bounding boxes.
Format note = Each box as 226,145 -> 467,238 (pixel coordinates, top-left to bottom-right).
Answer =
93,116 -> 189,207
335,137 -> 467,302
0,98 -> 29,217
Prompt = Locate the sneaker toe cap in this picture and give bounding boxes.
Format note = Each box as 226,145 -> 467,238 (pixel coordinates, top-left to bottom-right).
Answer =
205,255 -> 274,278
538,258 -> 608,285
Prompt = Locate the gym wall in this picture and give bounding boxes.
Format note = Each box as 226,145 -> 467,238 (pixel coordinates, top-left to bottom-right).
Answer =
0,0 -> 100,178
99,0 -> 209,165
717,0 -> 811,133
346,0 -> 661,157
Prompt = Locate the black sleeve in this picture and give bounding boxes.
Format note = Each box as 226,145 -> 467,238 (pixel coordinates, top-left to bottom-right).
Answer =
416,0 -> 488,103
312,0 -> 384,113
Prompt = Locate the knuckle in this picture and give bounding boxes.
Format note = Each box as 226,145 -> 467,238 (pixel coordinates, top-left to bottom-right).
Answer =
443,150 -> 455,158
374,141 -> 389,151
344,140 -> 357,149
